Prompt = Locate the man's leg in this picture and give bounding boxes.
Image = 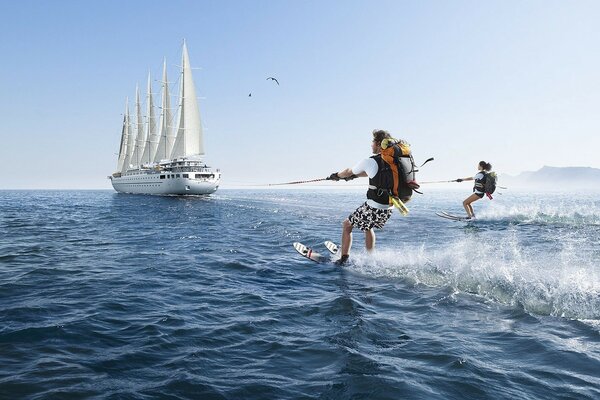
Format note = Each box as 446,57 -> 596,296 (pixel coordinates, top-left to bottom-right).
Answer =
365,228 -> 375,252
341,218 -> 353,256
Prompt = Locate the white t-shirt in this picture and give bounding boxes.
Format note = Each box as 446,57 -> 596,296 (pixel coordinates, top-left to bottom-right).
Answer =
351,157 -> 378,178
351,157 -> 393,210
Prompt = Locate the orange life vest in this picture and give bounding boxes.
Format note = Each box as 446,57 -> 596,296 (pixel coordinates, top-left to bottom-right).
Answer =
368,139 -> 420,204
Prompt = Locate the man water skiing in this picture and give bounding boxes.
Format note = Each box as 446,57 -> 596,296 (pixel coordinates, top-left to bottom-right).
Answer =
328,129 -> 400,265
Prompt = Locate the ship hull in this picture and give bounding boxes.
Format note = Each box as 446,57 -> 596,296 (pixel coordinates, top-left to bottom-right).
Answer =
110,169 -> 220,195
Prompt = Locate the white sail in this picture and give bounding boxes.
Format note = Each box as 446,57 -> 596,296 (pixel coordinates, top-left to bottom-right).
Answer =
117,100 -> 130,173
154,59 -> 175,162
170,41 -> 204,159
125,97 -> 136,170
140,73 -> 158,165
130,86 -> 145,168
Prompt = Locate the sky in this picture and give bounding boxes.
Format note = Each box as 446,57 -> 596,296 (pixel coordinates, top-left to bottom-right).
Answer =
1,0 -> 599,189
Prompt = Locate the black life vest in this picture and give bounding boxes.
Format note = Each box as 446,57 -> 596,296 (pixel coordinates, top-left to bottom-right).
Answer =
473,172 -> 486,192
475,171 -> 497,199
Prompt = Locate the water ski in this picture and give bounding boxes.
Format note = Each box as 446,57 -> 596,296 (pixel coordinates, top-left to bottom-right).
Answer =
435,211 -> 473,222
324,240 -> 339,255
293,241 -> 340,263
293,242 -> 327,263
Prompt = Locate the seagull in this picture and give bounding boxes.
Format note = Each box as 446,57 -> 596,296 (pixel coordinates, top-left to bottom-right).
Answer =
266,77 -> 279,85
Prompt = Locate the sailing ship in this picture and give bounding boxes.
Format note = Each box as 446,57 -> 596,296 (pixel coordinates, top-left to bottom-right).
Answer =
109,42 -> 220,195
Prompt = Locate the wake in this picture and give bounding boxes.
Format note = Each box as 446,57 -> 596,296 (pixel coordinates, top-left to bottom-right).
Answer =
477,199 -> 600,225
349,233 -> 600,321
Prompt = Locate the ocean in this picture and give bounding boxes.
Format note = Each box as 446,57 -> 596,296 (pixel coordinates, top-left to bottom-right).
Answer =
1,188 -> 599,399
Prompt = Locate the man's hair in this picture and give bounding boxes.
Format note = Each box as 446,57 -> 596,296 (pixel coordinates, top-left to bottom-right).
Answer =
372,129 -> 391,144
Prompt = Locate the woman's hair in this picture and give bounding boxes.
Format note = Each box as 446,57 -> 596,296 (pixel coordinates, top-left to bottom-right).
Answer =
478,161 -> 492,171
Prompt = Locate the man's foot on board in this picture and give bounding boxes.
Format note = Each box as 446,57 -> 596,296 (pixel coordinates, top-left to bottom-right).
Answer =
334,254 -> 349,266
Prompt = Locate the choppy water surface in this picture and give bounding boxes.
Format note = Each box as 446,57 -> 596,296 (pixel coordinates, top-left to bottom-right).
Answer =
1,189 -> 599,399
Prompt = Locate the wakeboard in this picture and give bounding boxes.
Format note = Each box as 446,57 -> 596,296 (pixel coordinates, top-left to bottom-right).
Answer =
435,211 -> 473,222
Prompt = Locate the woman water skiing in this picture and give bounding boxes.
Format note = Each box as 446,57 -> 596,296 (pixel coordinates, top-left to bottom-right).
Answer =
456,161 -> 492,219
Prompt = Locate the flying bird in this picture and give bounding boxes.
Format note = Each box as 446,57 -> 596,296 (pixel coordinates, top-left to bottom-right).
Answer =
266,77 -> 279,85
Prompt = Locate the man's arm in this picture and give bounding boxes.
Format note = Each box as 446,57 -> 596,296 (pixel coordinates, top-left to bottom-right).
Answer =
328,168 -> 365,181
338,168 -> 366,179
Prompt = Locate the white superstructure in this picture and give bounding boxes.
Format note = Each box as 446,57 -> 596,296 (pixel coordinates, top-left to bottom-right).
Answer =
109,42 -> 220,195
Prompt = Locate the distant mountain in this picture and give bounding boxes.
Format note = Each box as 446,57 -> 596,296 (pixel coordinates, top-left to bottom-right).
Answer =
501,166 -> 600,189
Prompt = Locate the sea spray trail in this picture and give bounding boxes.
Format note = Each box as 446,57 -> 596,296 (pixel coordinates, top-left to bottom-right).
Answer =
348,237 -> 600,320
1,189 -> 599,399
481,199 -> 600,226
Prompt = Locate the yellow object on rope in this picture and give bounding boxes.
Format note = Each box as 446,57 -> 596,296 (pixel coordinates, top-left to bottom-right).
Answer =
390,196 -> 409,216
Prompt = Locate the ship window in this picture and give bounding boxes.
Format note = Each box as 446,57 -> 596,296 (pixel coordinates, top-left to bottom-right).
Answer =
183,174 -> 189,178
176,174 -> 180,178
195,174 -> 202,179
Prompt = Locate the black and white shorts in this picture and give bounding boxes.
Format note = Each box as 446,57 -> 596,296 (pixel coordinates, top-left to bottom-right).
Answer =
348,202 -> 393,231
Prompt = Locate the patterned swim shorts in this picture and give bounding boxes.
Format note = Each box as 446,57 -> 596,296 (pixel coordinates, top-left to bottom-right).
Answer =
348,202 -> 393,231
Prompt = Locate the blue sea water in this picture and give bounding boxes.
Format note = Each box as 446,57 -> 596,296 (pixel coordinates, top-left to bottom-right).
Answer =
1,188 -> 599,399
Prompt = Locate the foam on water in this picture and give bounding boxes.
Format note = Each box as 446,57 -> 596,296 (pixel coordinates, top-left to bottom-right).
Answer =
349,230 -> 600,320
340,194 -> 600,322
479,197 -> 600,225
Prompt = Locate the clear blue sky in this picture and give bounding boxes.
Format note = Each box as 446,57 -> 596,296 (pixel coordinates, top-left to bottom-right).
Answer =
1,0 -> 599,189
